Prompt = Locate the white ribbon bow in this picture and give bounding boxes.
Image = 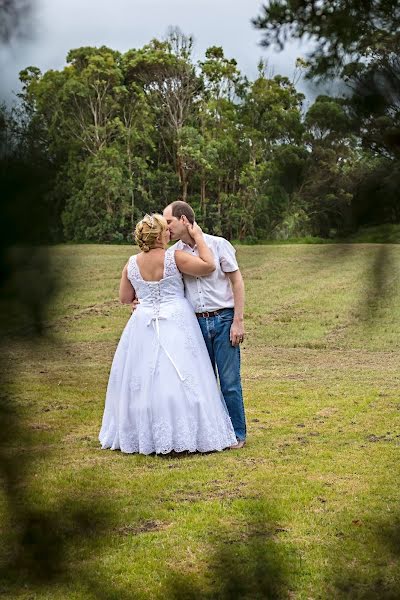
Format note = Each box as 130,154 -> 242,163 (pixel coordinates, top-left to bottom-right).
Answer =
147,315 -> 185,381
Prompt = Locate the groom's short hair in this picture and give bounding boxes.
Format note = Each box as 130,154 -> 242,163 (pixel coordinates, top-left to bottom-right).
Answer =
170,200 -> 195,224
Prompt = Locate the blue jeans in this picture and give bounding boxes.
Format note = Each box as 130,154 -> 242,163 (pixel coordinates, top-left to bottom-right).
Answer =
197,308 -> 246,441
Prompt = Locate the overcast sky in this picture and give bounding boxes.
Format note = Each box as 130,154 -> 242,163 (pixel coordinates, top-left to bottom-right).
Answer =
1,0 -> 318,106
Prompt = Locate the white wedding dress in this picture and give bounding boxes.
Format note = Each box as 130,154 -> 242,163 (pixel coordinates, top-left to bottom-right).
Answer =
99,248 -> 236,454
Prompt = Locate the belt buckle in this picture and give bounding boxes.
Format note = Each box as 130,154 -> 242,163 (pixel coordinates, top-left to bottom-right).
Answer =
203,311 -> 210,318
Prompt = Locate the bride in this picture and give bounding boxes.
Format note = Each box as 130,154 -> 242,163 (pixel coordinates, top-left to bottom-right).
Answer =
99,213 -> 237,454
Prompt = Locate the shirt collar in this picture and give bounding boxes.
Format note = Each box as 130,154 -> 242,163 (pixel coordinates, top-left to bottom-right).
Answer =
179,239 -> 197,251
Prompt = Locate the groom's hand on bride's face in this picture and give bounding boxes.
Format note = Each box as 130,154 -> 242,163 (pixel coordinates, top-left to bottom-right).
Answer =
131,298 -> 140,312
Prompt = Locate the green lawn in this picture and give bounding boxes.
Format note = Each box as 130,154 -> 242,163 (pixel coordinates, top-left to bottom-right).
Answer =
1,243 -> 399,599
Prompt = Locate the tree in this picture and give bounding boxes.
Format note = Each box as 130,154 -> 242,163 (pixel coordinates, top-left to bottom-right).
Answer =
18,46 -> 156,241
196,47 -> 245,234
253,0 -> 400,229
238,71 -> 305,238
124,31 -> 202,200
253,0 -> 400,80
62,147 -> 130,241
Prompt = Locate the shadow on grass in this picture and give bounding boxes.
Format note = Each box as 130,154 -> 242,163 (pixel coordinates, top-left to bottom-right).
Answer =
0,125 -> 73,591
1,12 -> 122,594
165,501 -> 297,600
298,240 -> 398,329
330,515 -> 400,599
359,243 -> 398,323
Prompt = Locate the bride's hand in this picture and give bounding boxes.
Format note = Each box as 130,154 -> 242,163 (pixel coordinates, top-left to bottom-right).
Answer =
182,216 -> 203,240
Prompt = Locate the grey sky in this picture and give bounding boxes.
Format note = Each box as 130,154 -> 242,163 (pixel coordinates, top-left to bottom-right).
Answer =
1,0 -> 318,105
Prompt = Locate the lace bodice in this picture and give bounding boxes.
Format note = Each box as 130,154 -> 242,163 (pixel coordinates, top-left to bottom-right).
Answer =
127,248 -> 185,308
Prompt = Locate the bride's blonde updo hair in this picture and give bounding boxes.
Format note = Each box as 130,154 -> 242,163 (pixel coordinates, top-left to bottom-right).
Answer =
135,213 -> 167,252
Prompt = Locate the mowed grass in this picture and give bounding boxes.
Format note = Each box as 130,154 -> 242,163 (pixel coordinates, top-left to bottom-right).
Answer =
1,243 -> 400,599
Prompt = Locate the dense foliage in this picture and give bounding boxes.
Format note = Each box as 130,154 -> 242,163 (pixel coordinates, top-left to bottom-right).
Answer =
1,26 -> 399,242
254,0 -> 400,235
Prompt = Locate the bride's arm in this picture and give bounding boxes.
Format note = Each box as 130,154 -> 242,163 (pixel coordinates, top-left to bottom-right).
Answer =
119,262 -> 136,303
174,222 -> 216,277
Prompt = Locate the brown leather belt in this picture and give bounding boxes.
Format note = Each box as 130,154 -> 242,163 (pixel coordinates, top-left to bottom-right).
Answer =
195,309 -> 221,318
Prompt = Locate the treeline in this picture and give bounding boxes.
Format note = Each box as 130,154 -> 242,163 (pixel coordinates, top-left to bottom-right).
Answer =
1,29 -> 399,242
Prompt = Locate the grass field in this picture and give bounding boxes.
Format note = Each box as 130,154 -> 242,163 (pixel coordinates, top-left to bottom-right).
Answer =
1,243 -> 400,599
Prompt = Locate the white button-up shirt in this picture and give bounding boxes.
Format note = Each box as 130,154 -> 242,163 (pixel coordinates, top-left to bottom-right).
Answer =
171,234 -> 239,312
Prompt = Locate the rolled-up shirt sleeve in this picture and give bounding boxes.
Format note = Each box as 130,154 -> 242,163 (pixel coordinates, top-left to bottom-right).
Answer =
218,239 -> 239,272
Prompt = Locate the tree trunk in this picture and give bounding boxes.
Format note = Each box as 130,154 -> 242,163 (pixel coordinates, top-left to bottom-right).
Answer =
131,186 -> 135,228
216,177 -> 222,234
127,141 -> 134,228
177,152 -> 188,201
182,178 -> 188,201
200,176 -> 206,219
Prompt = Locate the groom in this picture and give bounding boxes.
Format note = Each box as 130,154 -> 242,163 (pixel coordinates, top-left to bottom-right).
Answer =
163,201 -> 247,449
